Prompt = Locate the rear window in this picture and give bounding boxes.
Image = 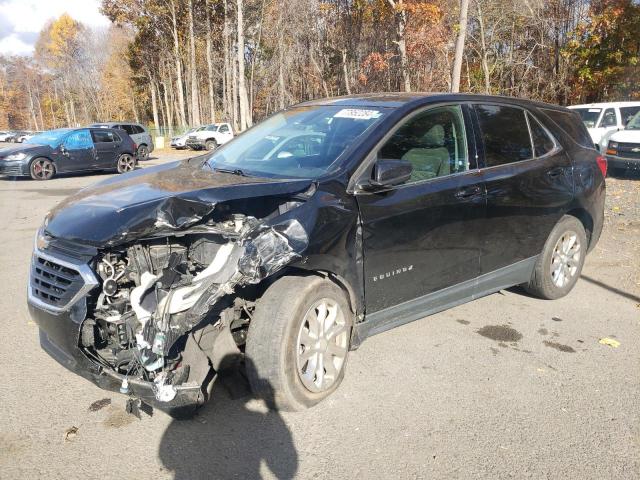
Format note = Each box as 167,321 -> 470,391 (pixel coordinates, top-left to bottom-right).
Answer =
475,104 -> 532,167
133,125 -> 145,134
541,108 -> 594,149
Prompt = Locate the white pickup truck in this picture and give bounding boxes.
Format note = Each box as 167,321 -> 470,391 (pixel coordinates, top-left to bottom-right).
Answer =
185,123 -> 234,151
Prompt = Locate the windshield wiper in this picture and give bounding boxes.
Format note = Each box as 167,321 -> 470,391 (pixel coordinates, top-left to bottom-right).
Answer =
214,167 -> 249,177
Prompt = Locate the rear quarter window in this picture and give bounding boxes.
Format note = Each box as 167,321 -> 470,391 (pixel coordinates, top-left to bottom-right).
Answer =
540,108 -> 594,149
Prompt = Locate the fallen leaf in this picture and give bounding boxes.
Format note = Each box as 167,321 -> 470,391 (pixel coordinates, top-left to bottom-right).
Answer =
599,337 -> 620,348
64,426 -> 79,442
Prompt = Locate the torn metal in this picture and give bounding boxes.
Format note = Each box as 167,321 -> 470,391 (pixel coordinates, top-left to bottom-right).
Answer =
80,213 -> 308,403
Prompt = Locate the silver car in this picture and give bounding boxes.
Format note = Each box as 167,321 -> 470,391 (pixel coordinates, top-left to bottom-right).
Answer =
90,122 -> 154,160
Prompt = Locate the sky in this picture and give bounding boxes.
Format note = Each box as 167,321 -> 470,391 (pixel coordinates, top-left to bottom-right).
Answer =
0,0 -> 110,56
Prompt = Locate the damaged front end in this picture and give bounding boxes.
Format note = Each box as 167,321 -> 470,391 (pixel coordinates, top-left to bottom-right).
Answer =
31,212 -> 308,414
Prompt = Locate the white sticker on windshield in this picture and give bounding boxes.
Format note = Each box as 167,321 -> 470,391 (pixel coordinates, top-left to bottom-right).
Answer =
334,108 -> 381,120
588,108 -> 601,112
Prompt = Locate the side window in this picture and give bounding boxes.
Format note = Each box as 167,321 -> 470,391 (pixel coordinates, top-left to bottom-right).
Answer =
92,130 -> 114,143
379,105 -> 468,182
476,104 -> 532,166
620,107 -> 640,126
599,109 -> 617,128
527,113 -> 556,157
219,124 -> 230,133
64,129 -> 93,149
121,125 -> 133,135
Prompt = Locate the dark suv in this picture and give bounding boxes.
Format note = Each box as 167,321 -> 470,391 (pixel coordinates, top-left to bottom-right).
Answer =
28,94 -> 605,416
0,128 -> 138,180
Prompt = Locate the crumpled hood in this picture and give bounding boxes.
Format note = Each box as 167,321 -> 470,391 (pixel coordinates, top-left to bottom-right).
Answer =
45,160 -> 313,247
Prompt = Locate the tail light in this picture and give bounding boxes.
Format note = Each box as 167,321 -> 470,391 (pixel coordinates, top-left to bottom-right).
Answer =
133,143 -> 138,152
596,155 -> 607,177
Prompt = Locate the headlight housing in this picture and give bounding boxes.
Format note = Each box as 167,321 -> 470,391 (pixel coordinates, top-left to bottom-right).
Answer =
5,152 -> 26,161
606,141 -> 618,155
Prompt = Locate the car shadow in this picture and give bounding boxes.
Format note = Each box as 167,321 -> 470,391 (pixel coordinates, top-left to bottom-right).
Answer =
158,357 -> 298,480
608,169 -> 640,180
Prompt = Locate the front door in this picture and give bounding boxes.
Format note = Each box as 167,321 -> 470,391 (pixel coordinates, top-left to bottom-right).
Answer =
473,103 -> 574,275
356,104 -> 486,314
91,129 -> 119,167
60,129 -> 95,172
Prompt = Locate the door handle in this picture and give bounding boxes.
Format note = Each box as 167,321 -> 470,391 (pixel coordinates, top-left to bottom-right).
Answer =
547,167 -> 564,178
454,185 -> 482,199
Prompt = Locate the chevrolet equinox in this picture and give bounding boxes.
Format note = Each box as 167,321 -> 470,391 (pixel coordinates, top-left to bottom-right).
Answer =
28,94 -> 606,416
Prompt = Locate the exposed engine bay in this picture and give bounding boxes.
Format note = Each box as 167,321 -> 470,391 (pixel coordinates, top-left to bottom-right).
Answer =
78,213 -> 308,404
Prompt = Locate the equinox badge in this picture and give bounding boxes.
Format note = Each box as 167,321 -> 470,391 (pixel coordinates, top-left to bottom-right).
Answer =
372,265 -> 413,282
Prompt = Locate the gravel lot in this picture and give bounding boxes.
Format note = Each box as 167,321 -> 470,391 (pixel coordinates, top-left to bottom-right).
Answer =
1,145 -> 638,479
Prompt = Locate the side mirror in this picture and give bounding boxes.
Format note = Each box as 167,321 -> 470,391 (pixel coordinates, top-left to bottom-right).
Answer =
361,159 -> 412,190
60,145 -> 69,156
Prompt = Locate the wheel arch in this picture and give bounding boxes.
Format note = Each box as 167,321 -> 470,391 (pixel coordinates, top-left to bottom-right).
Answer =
29,156 -> 57,173
565,208 -> 594,247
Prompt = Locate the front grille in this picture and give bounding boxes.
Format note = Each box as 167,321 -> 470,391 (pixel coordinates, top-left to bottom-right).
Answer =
29,250 -> 98,312
0,164 -> 24,175
616,143 -> 640,159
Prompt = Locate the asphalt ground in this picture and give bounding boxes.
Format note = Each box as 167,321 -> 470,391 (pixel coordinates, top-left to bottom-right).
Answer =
0,144 -> 638,479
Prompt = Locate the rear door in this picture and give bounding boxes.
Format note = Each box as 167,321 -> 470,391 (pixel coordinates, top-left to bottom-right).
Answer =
356,104 -> 486,313
60,129 -> 95,172
474,103 -> 574,276
91,129 -> 119,167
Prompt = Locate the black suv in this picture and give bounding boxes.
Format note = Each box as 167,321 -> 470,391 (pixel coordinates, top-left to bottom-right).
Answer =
0,128 -> 138,180
28,94 -> 605,416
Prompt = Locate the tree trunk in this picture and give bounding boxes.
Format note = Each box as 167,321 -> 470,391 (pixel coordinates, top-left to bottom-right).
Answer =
206,4 -> 216,123
342,49 -> 351,95
476,0 -> 491,94
236,0 -> 252,130
170,0 -> 187,126
388,0 -> 411,92
150,76 -> 160,130
451,0 -> 470,93
188,0 -> 200,126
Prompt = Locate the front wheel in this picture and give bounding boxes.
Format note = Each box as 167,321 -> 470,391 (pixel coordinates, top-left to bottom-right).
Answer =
525,215 -> 587,300
205,139 -> 218,151
245,275 -> 352,411
30,158 -> 55,180
116,154 -> 136,174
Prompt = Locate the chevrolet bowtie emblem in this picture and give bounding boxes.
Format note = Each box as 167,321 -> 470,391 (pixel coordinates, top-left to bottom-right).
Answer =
632,147 -> 640,153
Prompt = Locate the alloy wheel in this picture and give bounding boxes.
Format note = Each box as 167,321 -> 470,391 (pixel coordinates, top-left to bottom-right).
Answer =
550,230 -> 581,288
296,298 -> 349,393
31,159 -> 54,180
117,154 -> 135,173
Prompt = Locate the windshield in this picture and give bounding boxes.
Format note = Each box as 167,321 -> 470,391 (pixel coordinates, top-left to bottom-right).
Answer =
24,129 -> 72,148
573,108 -> 601,128
206,105 -> 388,179
626,111 -> 640,130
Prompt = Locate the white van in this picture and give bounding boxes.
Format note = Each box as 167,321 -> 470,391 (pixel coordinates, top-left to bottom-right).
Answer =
568,102 -> 640,151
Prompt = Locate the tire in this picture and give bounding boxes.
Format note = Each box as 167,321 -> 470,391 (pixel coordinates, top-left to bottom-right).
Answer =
137,144 -> 149,161
245,275 -> 352,411
525,215 -> 587,300
29,158 -> 55,180
205,139 -> 218,151
116,153 -> 136,174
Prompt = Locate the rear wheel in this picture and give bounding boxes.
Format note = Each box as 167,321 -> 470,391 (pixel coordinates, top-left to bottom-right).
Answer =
525,215 -> 587,299
116,154 -> 136,174
245,275 -> 352,411
137,144 -> 149,161
29,158 -> 55,180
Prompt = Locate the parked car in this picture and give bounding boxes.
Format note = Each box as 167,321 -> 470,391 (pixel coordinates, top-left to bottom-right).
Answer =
0,127 -> 137,180
90,122 -> 154,160
17,131 -> 39,143
568,101 -> 640,151
28,94 -> 605,417
170,127 -> 197,149
185,122 -> 234,150
0,131 -> 14,142
604,110 -> 640,174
